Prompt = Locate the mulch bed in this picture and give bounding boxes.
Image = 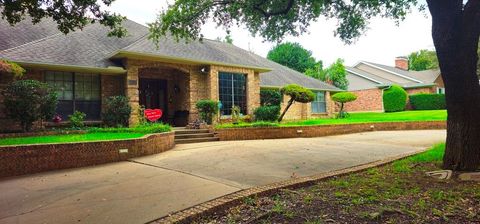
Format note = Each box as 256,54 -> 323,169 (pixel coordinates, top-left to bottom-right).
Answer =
193,159 -> 480,223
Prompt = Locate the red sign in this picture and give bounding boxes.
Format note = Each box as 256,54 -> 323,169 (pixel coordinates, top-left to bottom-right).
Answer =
144,109 -> 163,122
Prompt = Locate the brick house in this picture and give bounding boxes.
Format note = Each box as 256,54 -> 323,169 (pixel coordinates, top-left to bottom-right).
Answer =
0,18 -> 340,131
344,57 -> 443,112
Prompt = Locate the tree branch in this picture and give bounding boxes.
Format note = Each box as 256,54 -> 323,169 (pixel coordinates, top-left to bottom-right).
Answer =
252,0 -> 295,18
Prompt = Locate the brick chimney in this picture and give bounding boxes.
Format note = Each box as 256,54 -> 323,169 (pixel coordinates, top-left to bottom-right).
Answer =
395,56 -> 409,70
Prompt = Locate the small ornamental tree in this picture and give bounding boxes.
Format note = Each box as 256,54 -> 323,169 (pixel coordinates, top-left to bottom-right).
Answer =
2,80 -> 58,132
332,92 -> 357,118
278,84 -> 315,122
383,85 -> 408,112
196,99 -> 219,124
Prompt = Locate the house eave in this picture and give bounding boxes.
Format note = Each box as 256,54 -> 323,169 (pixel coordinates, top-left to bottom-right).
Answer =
11,61 -> 126,74
110,50 -> 273,73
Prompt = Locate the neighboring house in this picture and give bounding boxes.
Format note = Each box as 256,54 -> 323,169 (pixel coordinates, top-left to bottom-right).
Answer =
345,57 -> 443,112
0,18 -> 340,131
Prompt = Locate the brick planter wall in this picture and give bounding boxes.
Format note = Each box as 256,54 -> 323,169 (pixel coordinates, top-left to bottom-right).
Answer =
0,132 -> 175,178
215,121 -> 446,141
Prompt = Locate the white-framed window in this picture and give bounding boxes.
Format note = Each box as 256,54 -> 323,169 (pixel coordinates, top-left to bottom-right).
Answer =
311,91 -> 327,113
437,87 -> 445,94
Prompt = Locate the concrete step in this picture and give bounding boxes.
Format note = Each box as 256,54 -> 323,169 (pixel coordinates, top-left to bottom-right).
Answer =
175,137 -> 220,144
174,129 -> 210,135
175,133 -> 215,139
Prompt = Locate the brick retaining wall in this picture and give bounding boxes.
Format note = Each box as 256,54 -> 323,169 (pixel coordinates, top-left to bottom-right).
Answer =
215,121 -> 446,141
0,132 -> 175,178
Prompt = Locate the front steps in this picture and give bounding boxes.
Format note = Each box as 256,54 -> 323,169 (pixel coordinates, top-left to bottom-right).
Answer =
174,128 -> 219,144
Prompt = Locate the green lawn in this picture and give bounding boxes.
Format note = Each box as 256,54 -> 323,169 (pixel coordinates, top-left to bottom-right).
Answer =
0,132 -> 146,146
216,110 -> 447,129
0,123 -> 172,146
284,110 -> 447,126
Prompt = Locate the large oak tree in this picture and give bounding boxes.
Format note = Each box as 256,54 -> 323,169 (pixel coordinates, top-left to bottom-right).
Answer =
149,0 -> 480,171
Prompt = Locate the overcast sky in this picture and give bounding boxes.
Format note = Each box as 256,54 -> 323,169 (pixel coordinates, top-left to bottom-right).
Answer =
108,0 -> 434,67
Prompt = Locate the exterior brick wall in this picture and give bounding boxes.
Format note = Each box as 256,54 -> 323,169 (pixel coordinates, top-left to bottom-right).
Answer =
406,87 -> 435,95
215,121 -> 446,141
339,88 -> 384,112
101,74 -> 125,113
0,132 -> 175,178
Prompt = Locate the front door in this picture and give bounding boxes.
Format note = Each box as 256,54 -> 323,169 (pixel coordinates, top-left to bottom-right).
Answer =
139,79 -> 168,123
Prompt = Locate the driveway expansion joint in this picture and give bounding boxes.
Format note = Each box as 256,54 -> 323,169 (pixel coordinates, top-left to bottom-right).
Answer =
126,159 -> 243,189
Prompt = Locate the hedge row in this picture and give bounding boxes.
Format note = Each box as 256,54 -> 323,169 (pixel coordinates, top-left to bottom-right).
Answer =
409,93 -> 446,110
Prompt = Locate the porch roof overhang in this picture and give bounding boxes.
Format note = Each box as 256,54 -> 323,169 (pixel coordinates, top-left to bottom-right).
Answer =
109,50 -> 273,73
260,85 -> 345,93
12,60 -> 126,74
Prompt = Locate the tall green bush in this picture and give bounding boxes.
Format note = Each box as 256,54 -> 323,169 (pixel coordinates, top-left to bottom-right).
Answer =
260,89 -> 282,106
196,99 -> 218,124
2,80 -> 58,132
254,106 -> 280,121
102,96 -> 132,127
409,93 -> 446,110
383,85 -> 408,112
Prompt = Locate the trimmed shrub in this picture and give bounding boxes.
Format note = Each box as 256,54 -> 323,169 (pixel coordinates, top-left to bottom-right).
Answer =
2,80 -> 58,132
196,99 -> 219,124
332,92 -> 357,118
409,93 -> 446,110
69,111 -> 86,129
260,89 -> 282,106
278,84 -> 315,122
102,96 -> 132,127
383,85 -> 408,112
254,106 -> 280,122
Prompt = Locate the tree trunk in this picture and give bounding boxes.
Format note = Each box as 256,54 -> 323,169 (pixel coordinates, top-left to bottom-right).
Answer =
339,102 -> 344,118
278,97 -> 295,122
427,0 -> 480,171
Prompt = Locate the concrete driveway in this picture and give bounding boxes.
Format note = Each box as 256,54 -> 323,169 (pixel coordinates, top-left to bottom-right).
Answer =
0,130 -> 445,224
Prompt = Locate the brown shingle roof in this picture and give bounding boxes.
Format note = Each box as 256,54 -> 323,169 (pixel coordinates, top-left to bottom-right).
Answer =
0,18 -> 61,51
0,18 -> 340,91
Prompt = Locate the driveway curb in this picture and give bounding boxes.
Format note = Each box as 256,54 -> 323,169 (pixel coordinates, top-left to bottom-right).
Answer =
148,148 -> 429,224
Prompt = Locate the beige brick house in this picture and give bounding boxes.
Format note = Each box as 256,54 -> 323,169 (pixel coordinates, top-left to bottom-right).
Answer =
344,57 -> 443,112
0,18 -> 340,131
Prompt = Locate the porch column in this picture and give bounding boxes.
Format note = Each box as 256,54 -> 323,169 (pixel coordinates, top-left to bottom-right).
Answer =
207,66 -> 219,101
125,65 -> 140,126
246,71 -> 260,115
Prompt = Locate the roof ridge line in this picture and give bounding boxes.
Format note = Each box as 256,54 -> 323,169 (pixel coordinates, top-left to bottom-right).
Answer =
120,32 -> 150,50
0,31 -> 64,53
